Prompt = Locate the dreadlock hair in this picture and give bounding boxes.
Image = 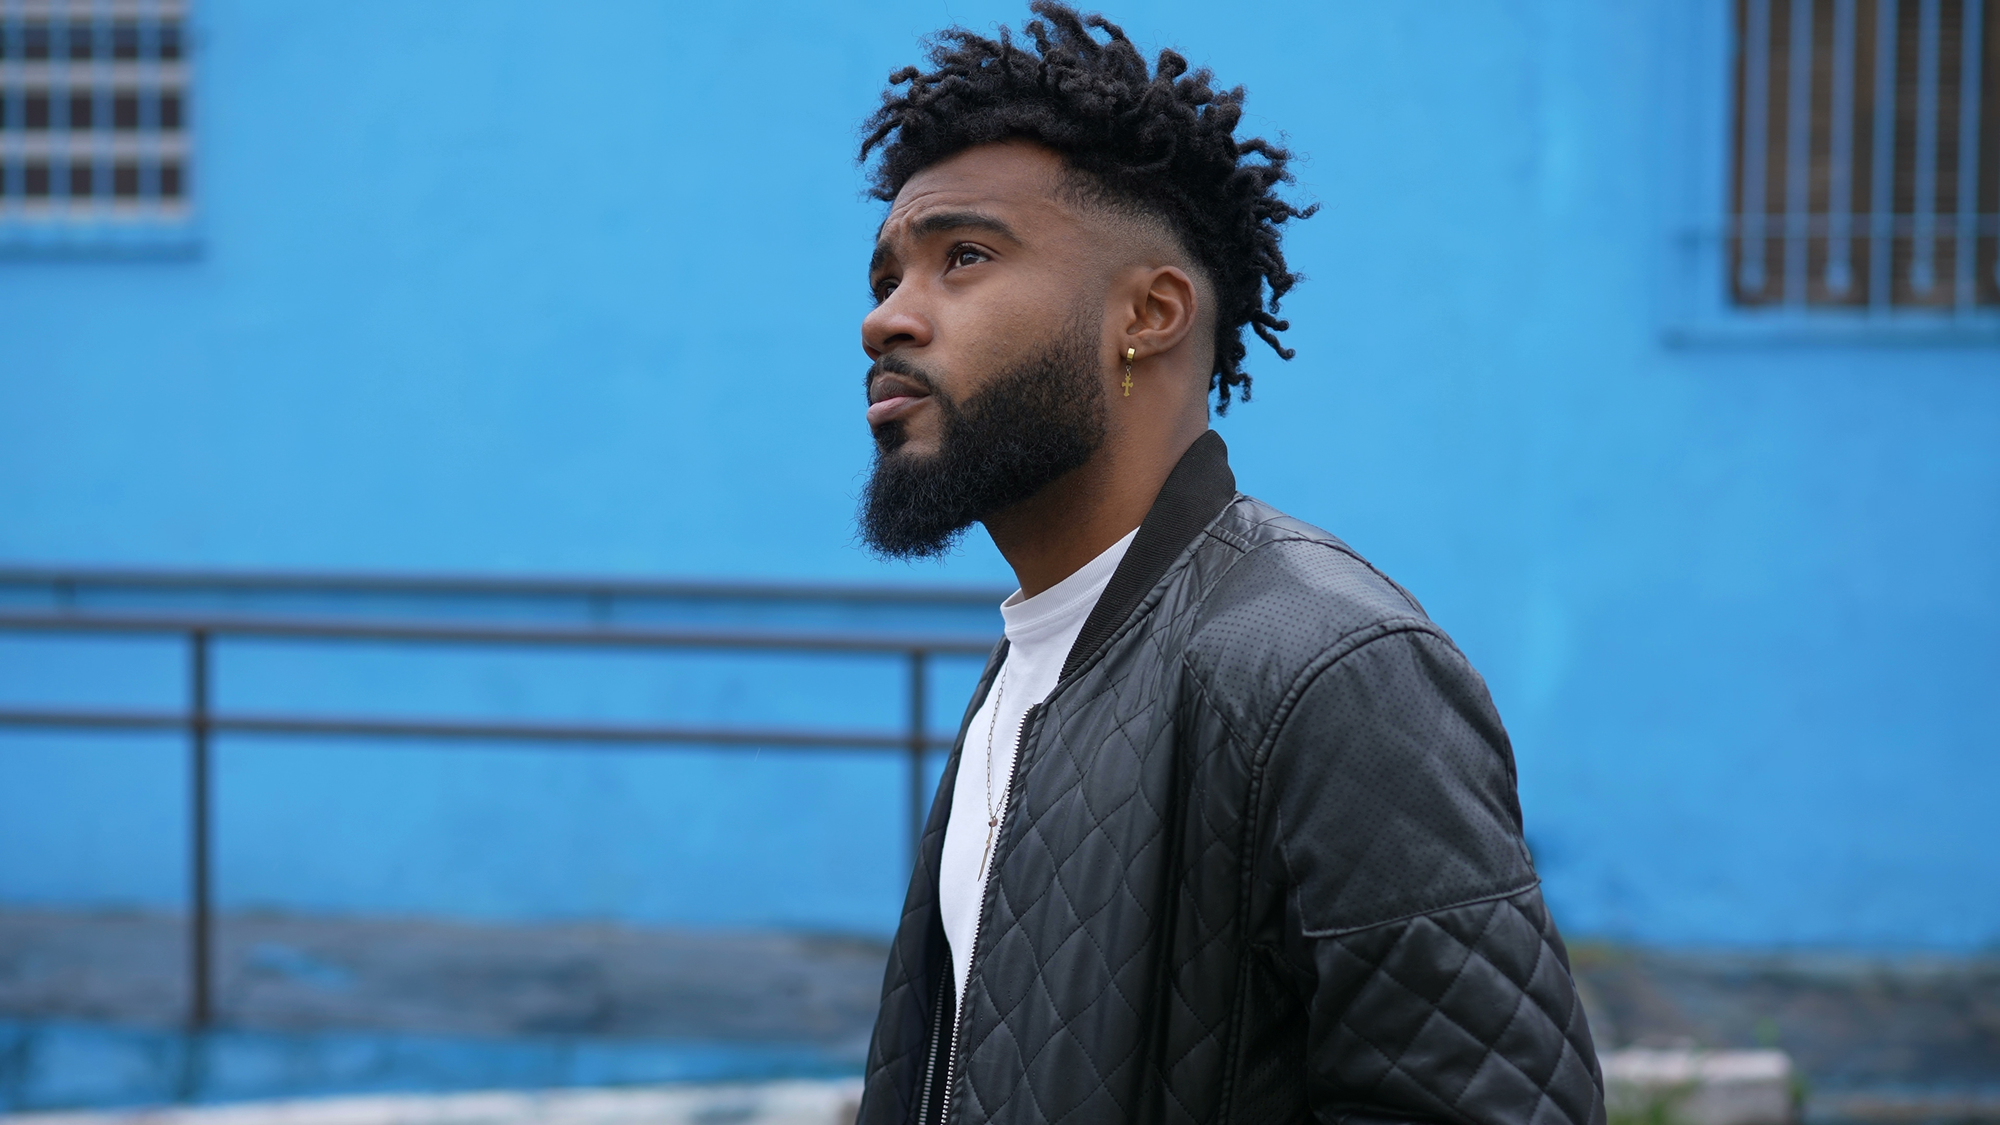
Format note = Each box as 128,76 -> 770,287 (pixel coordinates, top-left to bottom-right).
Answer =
860,1 -> 1316,413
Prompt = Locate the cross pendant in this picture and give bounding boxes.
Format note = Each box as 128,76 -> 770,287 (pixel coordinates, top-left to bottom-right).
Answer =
981,816 -> 999,878
1121,370 -> 1133,397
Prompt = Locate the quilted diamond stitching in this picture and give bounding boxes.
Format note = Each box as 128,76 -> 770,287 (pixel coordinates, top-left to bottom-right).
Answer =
977,703 -> 1170,1119
861,496 -> 1601,1125
1329,899 -> 1593,1125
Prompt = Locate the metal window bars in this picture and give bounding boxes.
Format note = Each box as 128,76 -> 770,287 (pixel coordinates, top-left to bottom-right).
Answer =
1732,0 -> 1997,313
0,0 -> 191,246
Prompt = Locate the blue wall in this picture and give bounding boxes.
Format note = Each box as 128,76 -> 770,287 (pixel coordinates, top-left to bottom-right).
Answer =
2,0 -> 1996,948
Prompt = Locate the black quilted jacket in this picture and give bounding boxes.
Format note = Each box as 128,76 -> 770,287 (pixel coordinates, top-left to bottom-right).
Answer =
858,432 -> 1605,1125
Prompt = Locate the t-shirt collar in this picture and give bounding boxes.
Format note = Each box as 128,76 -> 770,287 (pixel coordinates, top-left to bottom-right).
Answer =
999,527 -> 1141,647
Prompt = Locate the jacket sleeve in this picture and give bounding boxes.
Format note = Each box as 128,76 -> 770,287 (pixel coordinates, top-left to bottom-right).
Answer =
1258,626 -> 1605,1125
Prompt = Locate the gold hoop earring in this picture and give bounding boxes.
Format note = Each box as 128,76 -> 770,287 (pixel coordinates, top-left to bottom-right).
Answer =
1122,347 -> 1136,397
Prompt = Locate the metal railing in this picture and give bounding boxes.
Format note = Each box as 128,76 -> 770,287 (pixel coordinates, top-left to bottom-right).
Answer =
0,567 -> 1003,1030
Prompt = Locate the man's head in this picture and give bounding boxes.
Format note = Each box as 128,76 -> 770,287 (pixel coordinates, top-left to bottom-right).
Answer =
857,2 -> 1312,559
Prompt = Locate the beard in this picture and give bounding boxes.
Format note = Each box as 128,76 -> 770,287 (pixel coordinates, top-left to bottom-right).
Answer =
859,318 -> 1107,559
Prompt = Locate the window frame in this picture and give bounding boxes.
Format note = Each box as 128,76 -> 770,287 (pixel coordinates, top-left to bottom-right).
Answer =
0,0 -> 200,259
1663,0 -> 2000,345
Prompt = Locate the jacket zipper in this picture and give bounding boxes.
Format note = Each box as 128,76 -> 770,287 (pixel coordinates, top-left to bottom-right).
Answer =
934,702 -> 1038,1125
914,970 -> 946,1125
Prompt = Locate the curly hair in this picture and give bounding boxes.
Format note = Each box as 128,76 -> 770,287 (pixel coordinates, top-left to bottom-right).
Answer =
860,1 -> 1315,412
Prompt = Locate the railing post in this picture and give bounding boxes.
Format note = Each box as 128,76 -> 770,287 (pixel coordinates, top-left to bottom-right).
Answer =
907,650 -> 928,871
189,628 -> 212,1031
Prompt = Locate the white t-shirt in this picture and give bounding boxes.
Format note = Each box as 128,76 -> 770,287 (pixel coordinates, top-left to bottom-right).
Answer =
940,527 -> 1139,1008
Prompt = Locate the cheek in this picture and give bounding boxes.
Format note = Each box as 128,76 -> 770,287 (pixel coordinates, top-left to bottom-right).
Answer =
938,274 -> 1083,374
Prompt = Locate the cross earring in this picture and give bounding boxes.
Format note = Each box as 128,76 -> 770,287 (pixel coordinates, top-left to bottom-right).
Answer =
1122,347 -> 1136,397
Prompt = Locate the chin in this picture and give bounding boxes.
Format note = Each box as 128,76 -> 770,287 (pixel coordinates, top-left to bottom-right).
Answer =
875,428 -> 938,461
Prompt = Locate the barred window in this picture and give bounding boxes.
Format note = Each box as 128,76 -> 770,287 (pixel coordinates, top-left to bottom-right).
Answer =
0,0 -> 191,245
1732,0 -> 1997,314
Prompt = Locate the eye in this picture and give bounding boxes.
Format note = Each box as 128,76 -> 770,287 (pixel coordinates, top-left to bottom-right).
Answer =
872,277 -> 898,304
946,243 -> 990,270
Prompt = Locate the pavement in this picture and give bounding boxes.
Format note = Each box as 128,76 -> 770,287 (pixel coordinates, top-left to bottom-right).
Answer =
0,910 -> 885,1045
0,910 -> 882,1112
1,909 -> 1996,1119
0,1081 -> 863,1125
1570,943 -> 2000,1096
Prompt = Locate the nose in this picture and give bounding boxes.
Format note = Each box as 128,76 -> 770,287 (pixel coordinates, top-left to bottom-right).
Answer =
862,288 -> 931,360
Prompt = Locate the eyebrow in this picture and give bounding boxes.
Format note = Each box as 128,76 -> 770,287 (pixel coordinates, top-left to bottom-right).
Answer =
869,209 -> 1022,275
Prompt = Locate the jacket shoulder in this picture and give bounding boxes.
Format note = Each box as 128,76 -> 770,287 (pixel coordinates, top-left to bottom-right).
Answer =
1182,496 -> 1448,736
1196,496 -> 1434,647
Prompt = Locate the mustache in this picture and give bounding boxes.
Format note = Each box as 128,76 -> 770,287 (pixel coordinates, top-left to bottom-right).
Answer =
864,354 -> 942,397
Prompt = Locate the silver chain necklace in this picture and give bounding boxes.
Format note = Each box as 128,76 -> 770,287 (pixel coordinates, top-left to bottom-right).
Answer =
980,664 -> 1008,880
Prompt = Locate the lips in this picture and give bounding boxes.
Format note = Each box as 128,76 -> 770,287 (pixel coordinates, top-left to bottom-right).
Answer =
867,371 -> 932,427
867,393 -> 929,427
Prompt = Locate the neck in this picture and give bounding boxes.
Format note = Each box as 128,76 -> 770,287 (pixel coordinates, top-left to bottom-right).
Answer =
983,422 -> 1208,599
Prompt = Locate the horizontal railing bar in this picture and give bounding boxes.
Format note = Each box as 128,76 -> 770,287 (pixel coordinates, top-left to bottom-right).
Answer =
0,565 -> 1011,609
0,707 -> 958,751
0,610 -> 999,656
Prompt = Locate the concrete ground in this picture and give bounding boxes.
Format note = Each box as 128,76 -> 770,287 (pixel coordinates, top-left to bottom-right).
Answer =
1571,943 -> 2000,1092
0,910 -> 885,1046
0,910 -> 883,1112
1,1080 -> 865,1125
1,910 -> 1996,1118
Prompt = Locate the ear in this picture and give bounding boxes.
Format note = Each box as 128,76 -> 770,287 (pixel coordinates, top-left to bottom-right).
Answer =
1116,265 -> 1200,364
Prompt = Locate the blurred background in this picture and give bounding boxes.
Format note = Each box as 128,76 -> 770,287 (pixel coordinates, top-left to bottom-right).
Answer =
0,0 -> 1995,1121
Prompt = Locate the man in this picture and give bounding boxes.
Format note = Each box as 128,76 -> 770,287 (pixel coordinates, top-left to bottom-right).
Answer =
853,6 -> 1604,1124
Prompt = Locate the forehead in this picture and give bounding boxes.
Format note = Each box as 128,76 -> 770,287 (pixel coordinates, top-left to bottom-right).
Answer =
875,142 -> 1081,255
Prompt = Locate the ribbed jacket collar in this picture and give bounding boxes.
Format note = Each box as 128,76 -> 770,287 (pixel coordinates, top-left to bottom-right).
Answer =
1059,430 -> 1237,681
